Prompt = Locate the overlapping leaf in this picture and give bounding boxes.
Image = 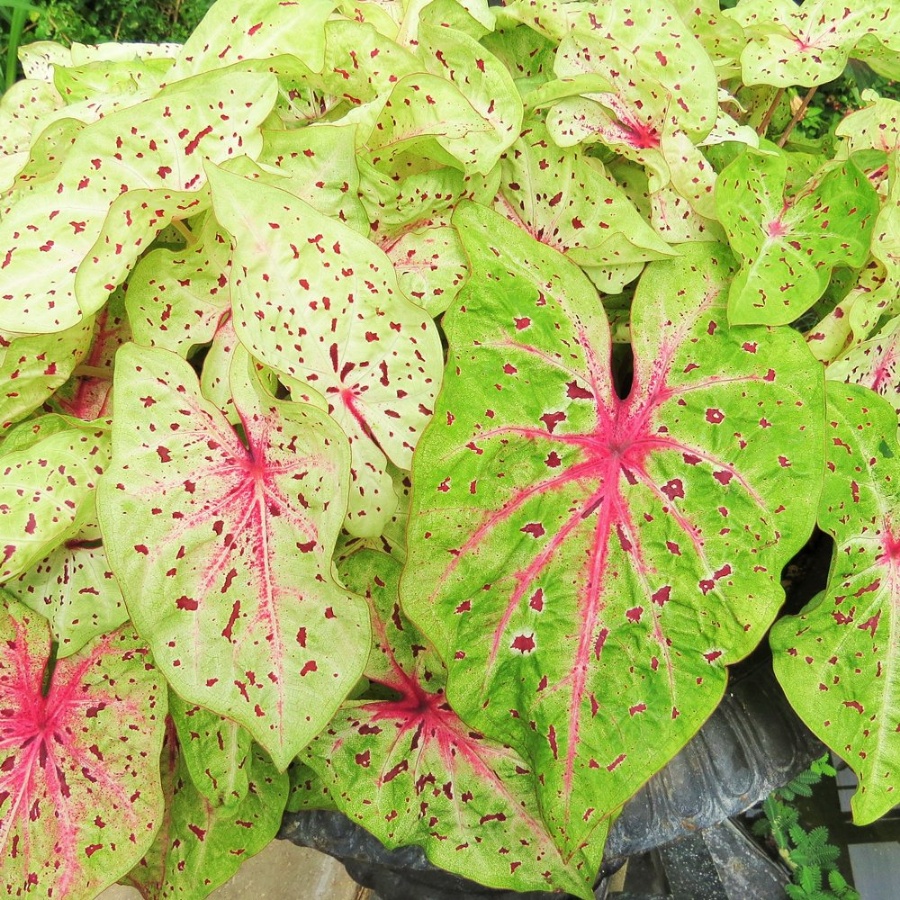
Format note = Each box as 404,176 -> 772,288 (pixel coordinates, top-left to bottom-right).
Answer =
772,383 -> 900,824
0,597 -> 166,898
126,236 -> 231,359
208,164 -> 443,538
726,0 -> 897,87
0,414 -> 110,583
124,723 -> 288,899
169,0 -> 335,81
403,204 -> 824,856
6,517 -> 127,658
304,549 -> 601,899
98,344 -> 370,769
169,691 -> 253,809
495,120 -> 672,269
0,317 -> 95,433
717,150 -> 878,326
0,69 -> 277,334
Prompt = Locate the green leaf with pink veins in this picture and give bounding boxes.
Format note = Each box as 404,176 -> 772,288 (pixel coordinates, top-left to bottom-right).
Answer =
0,414 -> 110,583
168,0 -> 336,82
98,343 -> 369,770
207,164 -> 443,538
827,317 -> 900,426
716,149 -> 879,327
402,203 -> 825,859
495,120 -> 672,271
0,600 -> 167,898
772,383 -> 900,825
725,0 -> 895,88
54,286 -> 130,422
0,69 -> 277,335
169,690 -> 253,809
357,159 -> 497,316
6,515 -> 128,658
302,549 -> 602,899
0,316 -> 95,434
496,0 -> 593,42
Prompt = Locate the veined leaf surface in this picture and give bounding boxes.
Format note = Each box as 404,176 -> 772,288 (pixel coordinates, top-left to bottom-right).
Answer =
772,383 -> 900,824
717,149 -> 878,327
304,549 -> 601,900
98,344 -> 369,769
208,165 -> 443,538
0,598 -> 166,898
403,203 -> 825,854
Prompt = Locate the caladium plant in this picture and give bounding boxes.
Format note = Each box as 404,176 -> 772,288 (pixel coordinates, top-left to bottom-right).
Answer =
2,0 -> 900,896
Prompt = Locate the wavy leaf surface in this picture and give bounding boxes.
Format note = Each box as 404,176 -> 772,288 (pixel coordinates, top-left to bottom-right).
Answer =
304,549 -> 600,899
0,69 -> 276,334
717,150 -> 878,326
772,383 -> 900,824
0,415 -> 110,583
403,203 -> 825,855
98,344 -> 369,769
0,598 -> 166,897
208,165 -> 443,538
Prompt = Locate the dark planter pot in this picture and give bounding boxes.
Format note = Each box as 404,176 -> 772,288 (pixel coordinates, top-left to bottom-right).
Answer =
279,534 -> 831,899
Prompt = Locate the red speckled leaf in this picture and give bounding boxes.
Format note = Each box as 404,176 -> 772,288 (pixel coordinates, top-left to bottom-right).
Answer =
0,596 -> 166,897
169,691 -> 252,809
303,550 -> 601,899
772,383 -> 900,825
0,69 -> 276,334
7,517 -> 128,659
403,203 -> 825,855
208,164 -> 443,538
97,344 -> 370,769
55,287 -> 130,421
126,235 -> 231,359
0,414 -> 110,582
495,119 -> 671,270
0,317 -> 95,433
124,721 -> 288,899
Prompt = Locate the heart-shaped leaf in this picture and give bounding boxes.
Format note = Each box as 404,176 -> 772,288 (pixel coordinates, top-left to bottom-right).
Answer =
772,383 -> 900,824
124,722 -> 288,899
717,149 -> 879,326
0,415 -> 110,582
0,597 -> 166,897
98,344 -> 370,769
726,0 -> 896,87
208,164 -> 443,538
403,203 -> 825,856
304,549 -> 601,900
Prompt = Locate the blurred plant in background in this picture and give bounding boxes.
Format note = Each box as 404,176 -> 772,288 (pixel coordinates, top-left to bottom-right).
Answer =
0,0 -> 214,91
